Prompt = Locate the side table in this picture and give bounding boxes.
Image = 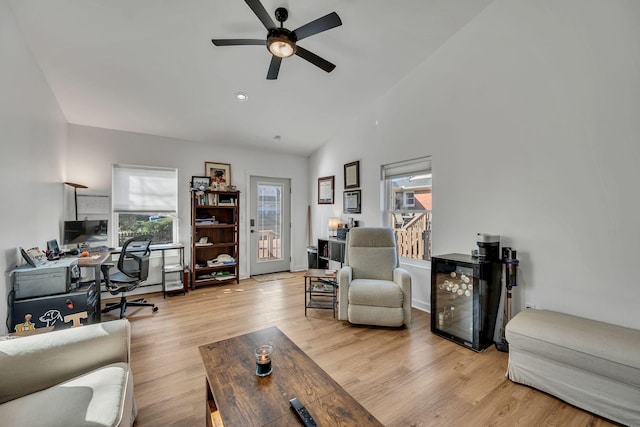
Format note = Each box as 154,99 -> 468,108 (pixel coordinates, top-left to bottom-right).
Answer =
304,269 -> 338,317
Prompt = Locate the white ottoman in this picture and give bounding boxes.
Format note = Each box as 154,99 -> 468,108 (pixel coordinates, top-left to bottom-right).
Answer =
506,309 -> 640,426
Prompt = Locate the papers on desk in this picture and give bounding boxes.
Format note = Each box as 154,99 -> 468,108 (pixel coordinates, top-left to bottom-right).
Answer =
22,247 -> 47,267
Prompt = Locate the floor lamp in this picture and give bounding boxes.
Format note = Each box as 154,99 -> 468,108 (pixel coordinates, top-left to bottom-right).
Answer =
64,181 -> 88,220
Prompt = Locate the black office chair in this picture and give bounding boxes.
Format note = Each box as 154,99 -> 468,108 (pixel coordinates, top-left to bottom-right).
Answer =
101,235 -> 158,318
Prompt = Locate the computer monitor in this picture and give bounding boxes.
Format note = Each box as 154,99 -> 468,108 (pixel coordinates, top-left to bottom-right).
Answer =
62,220 -> 108,245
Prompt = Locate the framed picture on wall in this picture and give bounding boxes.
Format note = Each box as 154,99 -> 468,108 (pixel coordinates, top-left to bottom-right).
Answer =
318,176 -> 334,204
205,162 -> 231,189
343,190 -> 361,213
344,160 -> 360,189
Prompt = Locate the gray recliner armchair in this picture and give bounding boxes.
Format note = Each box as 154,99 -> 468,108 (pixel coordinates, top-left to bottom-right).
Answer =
338,227 -> 412,327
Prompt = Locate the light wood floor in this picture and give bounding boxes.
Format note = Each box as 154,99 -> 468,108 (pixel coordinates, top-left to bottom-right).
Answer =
103,272 -> 617,427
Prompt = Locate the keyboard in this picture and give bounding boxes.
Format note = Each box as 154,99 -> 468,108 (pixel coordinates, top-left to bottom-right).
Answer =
87,245 -> 110,253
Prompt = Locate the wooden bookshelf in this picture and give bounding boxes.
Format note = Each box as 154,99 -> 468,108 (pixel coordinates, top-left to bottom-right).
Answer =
190,190 -> 240,288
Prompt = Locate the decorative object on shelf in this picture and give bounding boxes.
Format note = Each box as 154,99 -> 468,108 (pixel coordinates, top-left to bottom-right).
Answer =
318,175 -> 334,204
192,176 -> 211,191
205,162 -> 231,189
343,189 -> 361,213
344,160 -> 360,189
64,181 -> 88,220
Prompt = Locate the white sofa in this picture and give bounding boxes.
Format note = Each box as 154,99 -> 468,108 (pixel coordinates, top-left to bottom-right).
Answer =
506,309 -> 640,426
0,319 -> 136,427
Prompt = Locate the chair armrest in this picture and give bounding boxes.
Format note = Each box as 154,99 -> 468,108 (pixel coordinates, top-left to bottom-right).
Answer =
0,319 -> 131,404
338,266 -> 352,321
393,268 -> 412,325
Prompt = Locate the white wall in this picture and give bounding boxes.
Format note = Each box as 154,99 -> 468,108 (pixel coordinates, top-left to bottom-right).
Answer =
67,124 -> 310,279
0,1 -> 68,334
310,0 -> 640,329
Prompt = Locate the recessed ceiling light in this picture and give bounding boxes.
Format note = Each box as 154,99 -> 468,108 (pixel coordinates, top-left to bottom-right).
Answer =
274,135 -> 282,142
234,92 -> 248,101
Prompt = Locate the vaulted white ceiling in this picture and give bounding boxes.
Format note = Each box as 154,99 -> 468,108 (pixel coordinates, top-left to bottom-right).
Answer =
8,0 -> 493,155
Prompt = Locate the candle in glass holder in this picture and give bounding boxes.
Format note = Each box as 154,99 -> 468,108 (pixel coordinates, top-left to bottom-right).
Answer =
255,345 -> 273,377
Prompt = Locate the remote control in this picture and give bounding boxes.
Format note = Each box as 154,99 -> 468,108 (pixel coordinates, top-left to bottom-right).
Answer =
289,397 -> 317,427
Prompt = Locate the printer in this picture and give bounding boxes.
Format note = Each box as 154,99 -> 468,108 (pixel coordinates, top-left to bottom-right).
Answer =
12,258 -> 80,300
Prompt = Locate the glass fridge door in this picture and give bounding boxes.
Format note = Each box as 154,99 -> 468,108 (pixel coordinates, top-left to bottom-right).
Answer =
433,261 -> 476,344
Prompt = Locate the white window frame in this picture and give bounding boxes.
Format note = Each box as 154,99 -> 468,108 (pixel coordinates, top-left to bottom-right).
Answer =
404,191 -> 415,208
382,156 -> 432,263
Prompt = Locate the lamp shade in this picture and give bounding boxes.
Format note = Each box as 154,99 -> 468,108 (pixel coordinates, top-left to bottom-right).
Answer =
328,217 -> 340,235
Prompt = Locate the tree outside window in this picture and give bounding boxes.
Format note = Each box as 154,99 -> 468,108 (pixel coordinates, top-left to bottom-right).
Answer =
117,213 -> 173,246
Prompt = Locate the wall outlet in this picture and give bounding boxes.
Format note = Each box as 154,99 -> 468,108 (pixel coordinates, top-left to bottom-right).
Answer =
525,303 -> 536,309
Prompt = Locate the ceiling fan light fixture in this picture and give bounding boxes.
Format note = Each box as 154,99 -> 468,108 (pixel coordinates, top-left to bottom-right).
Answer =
268,35 -> 295,58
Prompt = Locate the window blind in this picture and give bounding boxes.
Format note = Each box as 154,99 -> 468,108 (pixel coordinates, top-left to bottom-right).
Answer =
112,164 -> 178,213
381,156 -> 432,179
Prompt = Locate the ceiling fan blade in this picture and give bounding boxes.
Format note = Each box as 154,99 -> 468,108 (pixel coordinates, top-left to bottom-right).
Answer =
267,56 -> 282,80
244,0 -> 276,30
295,46 -> 336,73
212,39 -> 265,46
292,12 -> 342,41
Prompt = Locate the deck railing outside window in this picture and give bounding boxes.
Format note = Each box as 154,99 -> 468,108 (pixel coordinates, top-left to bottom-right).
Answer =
392,211 -> 432,261
257,230 -> 281,260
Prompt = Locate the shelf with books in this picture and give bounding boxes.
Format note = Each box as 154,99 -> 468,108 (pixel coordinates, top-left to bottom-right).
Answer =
190,189 -> 240,288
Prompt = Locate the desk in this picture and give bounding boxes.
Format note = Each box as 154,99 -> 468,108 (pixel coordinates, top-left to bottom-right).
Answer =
199,326 -> 382,426
76,251 -> 111,286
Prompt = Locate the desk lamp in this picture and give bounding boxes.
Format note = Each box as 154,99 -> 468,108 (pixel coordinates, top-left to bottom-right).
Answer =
328,217 -> 340,238
64,181 -> 88,220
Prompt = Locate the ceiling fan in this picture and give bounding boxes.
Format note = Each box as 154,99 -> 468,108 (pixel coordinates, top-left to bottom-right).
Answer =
212,0 -> 342,80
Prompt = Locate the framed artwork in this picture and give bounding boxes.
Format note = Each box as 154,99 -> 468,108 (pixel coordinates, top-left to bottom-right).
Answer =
318,176 -> 335,204
344,160 -> 360,189
205,162 -> 231,189
343,190 -> 361,214
191,176 -> 211,191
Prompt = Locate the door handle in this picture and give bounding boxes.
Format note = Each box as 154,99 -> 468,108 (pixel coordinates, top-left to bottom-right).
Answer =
250,229 -> 255,233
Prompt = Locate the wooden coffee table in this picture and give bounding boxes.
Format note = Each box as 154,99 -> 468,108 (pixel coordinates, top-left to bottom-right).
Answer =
199,326 -> 382,426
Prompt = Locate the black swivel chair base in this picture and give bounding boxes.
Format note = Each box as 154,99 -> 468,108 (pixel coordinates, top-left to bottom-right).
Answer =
102,295 -> 159,319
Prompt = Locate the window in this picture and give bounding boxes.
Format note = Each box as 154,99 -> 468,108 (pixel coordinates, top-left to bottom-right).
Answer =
112,164 -> 178,246
403,191 -> 415,208
382,156 -> 432,261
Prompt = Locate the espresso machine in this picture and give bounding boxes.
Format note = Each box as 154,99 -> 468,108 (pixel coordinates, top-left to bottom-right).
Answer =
476,233 -> 500,261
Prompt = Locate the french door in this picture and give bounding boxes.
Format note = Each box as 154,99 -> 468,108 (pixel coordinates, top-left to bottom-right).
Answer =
249,176 -> 291,275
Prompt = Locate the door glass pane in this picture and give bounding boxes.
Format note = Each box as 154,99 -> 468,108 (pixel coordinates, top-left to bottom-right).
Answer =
257,183 -> 282,262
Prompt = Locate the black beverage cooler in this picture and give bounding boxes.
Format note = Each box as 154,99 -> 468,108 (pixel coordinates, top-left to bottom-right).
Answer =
11,283 -> 100,333
430,253 -> 501,351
